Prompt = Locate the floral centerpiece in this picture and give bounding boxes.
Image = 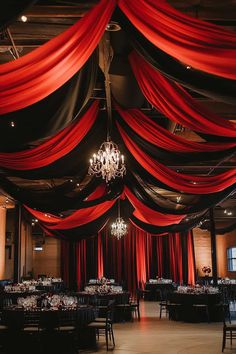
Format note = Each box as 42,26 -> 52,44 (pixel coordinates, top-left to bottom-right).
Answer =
202,266 -> 211,275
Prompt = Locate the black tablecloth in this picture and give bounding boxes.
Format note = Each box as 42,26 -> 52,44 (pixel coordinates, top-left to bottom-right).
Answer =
168,292 -> 222,322
144,283 -> 176,300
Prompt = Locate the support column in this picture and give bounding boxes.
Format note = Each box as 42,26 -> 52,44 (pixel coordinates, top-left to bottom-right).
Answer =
209,208 -> 218,286
0,207 -> 7,279
14,205 -> 21,283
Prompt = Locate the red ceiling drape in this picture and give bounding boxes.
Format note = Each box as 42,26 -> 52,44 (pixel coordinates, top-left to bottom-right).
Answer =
125,187 -> 185,226
25,198 -> 116,231
118,0 -> 236,79
116,104 -> 236,153
129,51 -> 236,137
118,125 -> 236,194
0,0 -> 115,114
0,101 -> 98,169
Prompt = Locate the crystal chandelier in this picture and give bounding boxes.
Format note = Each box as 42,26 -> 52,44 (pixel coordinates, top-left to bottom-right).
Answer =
111,200 -> 128,239
88,140 -> 126,183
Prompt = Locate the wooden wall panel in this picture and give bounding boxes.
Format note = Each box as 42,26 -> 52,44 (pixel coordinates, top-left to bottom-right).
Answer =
32,237 -> 61,278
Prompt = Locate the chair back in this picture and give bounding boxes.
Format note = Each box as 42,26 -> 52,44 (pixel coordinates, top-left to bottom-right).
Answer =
58,309 -> 76,327
24,309 -> 40,327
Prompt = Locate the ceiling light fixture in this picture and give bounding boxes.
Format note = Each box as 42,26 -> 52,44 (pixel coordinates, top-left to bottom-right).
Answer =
111,200 -> 128,240
88,33 -> 126,183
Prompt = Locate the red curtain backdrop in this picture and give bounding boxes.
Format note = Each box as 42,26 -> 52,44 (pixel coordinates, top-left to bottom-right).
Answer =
0,101 -> 98,169
116,104 -> 236,152
0,0 -> 115,114
73,226 -> 196,293
118,0 -> 236,79
129,51 -> 236,137
118,125 -> 236,194
97,232 -> 104,279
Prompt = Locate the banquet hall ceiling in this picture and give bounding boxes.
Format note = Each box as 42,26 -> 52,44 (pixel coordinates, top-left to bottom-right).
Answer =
0,0 -> 236,226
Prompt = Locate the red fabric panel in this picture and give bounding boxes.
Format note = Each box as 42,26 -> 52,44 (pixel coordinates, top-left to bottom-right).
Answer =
157,237 -> 163,277
119,0 -> 236,79
119,125 -> 236,194
135,229 -> 147,288
97,233 -> 104,278
0,101 -> 98,169
169,234 -> 177,283
129,52 -> 236,137
25,198 -> 116,230
86,183 -> 107,201
116,104 -> 236,152
187,231 -> 196,285
0,0 -> 115,114
125,187 -> 185,225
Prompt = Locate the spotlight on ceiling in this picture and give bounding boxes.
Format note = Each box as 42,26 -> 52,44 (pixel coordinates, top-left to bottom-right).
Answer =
21,15 -> 28,23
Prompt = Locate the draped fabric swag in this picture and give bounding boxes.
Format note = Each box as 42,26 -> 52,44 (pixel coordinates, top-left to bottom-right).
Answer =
118,0 -> 236,79
0,0 -> 115,114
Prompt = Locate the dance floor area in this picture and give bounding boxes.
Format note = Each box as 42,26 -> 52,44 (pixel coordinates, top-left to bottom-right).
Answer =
88,301 -> 236,354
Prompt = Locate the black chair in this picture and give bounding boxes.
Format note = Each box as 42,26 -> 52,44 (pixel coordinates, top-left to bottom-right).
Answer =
222,312 -> 236,352
87,302 -> 115,351
130,289 -> 141,321
115,293 -> 131,322
159,289 -> 169,319
192,295 -> 210,322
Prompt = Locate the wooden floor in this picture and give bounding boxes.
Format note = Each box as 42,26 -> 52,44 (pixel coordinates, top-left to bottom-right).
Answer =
84,301 -> 236,354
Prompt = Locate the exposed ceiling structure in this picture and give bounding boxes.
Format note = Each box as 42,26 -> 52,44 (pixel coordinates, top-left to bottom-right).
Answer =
0,0 -> 236,228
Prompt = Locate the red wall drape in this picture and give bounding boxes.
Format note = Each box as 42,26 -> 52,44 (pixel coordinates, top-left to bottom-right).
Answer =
118,0 -> 236,79
74,226 -> 196,293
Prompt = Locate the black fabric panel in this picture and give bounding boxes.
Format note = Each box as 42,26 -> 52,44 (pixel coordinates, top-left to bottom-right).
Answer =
116,113 -> 236,163
131,213 -> 206,235
1,113 -> 106,179
0,1 -> 37,30
0,50 -> 98,151
114,8 -> 236,105
125,172 -> 236,215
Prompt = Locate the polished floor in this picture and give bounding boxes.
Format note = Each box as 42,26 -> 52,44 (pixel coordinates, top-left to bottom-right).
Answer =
85,301 -> 236,354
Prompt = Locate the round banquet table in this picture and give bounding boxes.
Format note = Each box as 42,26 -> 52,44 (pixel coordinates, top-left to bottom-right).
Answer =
2,306 -> 96,353
0,290 -> 44,307
77,291 -> 131,321
144,283 -> 176,301
168,291 -> 223,322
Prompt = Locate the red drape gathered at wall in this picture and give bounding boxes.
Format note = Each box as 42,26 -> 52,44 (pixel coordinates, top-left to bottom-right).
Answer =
118,0 -> 236,79
0,0 -> 115,114
0,101 -> 98,169
115,104 -> 236,153
129,51 -> 236,137
118,125 -> 236,194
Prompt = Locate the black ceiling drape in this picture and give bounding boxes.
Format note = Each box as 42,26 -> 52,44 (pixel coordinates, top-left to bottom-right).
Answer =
115,9 -> 236,105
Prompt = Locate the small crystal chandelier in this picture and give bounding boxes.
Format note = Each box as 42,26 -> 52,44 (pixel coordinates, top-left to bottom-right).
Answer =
88,140 -> 126,183
111,200 -> 128,240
